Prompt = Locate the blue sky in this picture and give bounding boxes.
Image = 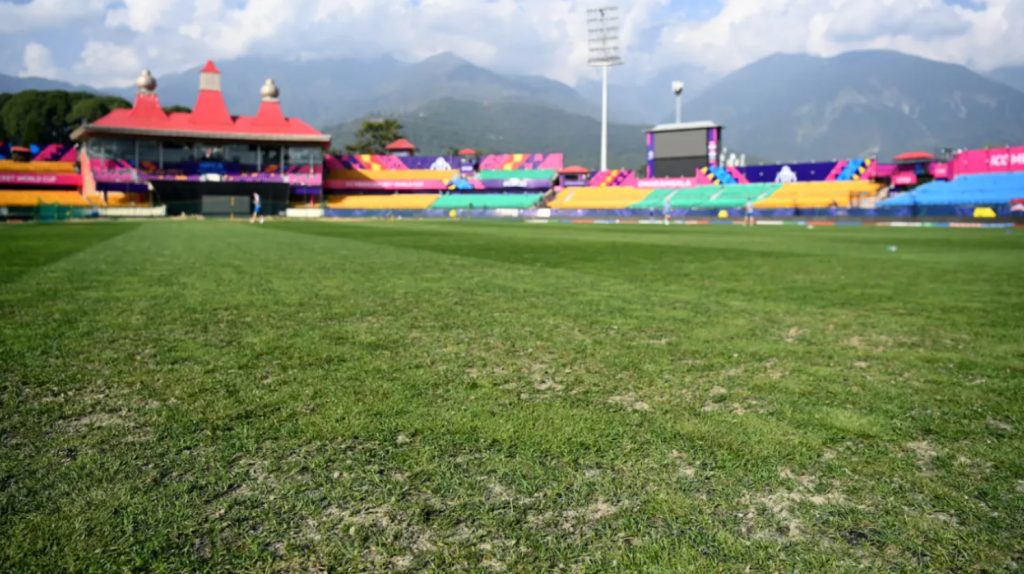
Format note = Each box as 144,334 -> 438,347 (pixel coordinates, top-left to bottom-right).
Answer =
1,0 -> 1021,88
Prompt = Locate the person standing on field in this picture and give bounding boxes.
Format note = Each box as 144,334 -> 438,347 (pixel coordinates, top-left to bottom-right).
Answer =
663,197 -> 672,226
250,191 -> 264,224
744,197 -> 755,227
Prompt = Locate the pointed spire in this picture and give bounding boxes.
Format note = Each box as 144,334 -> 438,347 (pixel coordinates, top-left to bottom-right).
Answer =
136,69 -> 156,93
254,79 -> 286,126
129,69 -> 167,121
192,60 -> 232,125
260,78 -> 279,102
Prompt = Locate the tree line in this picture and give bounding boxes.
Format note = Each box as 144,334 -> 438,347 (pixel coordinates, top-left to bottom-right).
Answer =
0,90 -> 190,146
339,118 -> 491,158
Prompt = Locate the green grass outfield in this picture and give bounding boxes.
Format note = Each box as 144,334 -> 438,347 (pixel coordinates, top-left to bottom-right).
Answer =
2,220 -> 1023,573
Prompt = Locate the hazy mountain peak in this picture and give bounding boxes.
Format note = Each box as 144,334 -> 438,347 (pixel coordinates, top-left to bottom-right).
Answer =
417,51 -> 472,70
680,49 -> 1024,161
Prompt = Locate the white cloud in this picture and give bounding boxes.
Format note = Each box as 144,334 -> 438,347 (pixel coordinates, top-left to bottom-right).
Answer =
72,41 -> 143,87
655,0 -> 1024,74
0,0 -> 109,34
19,42 -> 59,79
105,0 -> 179,33
3,0 -> 1024,89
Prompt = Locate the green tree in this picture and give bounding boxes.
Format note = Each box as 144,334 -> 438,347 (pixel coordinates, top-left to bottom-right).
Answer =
0,90 -> 129,145
445,146 -> 461,157
66,96 -> 132,127
0,93 -> 12,141
345,118 -> 404,155
163,105 -> 191,114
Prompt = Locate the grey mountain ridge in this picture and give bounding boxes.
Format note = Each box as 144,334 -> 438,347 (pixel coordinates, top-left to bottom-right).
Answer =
4,49 -> 1023,165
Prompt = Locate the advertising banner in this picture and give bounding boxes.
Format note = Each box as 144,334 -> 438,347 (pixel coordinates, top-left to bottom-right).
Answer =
930,163 -> 950,179
892,172 -> 918,186
952,146 -> 1024,176
739,162 -> 839,183
323,179 -> 449,191
480,178 -> 552,190
0,173 -> 81,186
636,177 -> 697,189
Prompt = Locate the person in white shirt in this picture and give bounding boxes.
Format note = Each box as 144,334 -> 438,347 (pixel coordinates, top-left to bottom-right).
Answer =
744,198 -> 755,227
250,192 -> 264,224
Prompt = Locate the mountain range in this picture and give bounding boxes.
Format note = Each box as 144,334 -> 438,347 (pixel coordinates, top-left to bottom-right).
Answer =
4,50 -> 1024,167
679,51 -> 1024,162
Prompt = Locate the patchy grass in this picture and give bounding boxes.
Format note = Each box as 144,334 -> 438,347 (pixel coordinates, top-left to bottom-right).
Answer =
1,219 -> 1023,573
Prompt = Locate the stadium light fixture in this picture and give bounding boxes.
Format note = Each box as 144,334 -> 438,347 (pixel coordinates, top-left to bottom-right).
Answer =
588,6 -> 624,171
671,81 -> 685,125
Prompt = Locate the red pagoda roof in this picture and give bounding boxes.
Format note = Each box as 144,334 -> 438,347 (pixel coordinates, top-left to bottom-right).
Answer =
10,146 -> 31,153
385,138 -> 416,151
458,148 -> 477,155
559,165 -> 590,174
893,151 -> 934,162
71,61 -> 330,145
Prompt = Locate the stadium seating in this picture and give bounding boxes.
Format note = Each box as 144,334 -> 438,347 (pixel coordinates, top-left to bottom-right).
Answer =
836,158 -> 872,181
707,166 -> 737,184
102,192 -> 144,207
429,193 -> 544,209
628,189 -> 674,209
756,182 -> 883,209
0,191 -> 90,207
547,188 -> 651,209
0,160 -> 77,174
326,170 -> 457,181
629,184 -> 780,210
476,170 -> 556,181
879,173 -> 1024,206
666,188 -> 720,208
701,183 -> 780,208
325,194 -> 441,210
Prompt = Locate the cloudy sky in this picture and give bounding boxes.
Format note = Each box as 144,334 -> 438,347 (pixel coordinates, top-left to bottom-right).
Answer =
1,0 -> 1022,88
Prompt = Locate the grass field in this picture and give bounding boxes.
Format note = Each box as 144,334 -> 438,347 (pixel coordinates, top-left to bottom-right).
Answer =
2,220 -> 1023,573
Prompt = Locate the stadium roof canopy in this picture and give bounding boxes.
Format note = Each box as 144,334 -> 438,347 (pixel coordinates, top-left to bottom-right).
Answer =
646,120 -> 720,133
893,151 -> 935,163
71,61 -> 331,146
559,166 -> 590,174
385,139 -> 417,152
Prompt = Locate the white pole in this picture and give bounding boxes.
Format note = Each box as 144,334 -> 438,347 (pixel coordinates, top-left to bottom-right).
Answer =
675,94 -> 682,124
601,65 -> 609,171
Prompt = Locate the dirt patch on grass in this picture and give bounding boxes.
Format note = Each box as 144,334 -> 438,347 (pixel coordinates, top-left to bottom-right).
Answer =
608,393 -> 650,412
986,418 -> 1013,432
784,327 -> 806,343
700,387 -> 768,415
740,467 -> 849,543
670,451 -> 697,477
390,555 -> 414,571
528,499 -> 630,534
847,334 -> 904,353
63,412 -> 127,432
907,441 -> 938,470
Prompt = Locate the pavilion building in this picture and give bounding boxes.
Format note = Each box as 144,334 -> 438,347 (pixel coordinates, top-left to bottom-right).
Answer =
72,62 -> 331,217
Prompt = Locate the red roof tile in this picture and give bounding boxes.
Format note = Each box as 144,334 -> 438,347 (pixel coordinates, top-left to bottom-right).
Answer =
893,151 -> 934,162
559,165 -> 590,174
385,138 -> 416,151
74,62 -> 330,144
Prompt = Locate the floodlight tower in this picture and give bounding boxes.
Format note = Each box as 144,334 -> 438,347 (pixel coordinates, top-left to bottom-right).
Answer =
672,81 -> 684,124
588,6 -> 623,171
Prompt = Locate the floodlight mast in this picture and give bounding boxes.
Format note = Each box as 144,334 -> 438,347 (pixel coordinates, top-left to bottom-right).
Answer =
672,81 -> 685,124
587,6 -> 623,172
